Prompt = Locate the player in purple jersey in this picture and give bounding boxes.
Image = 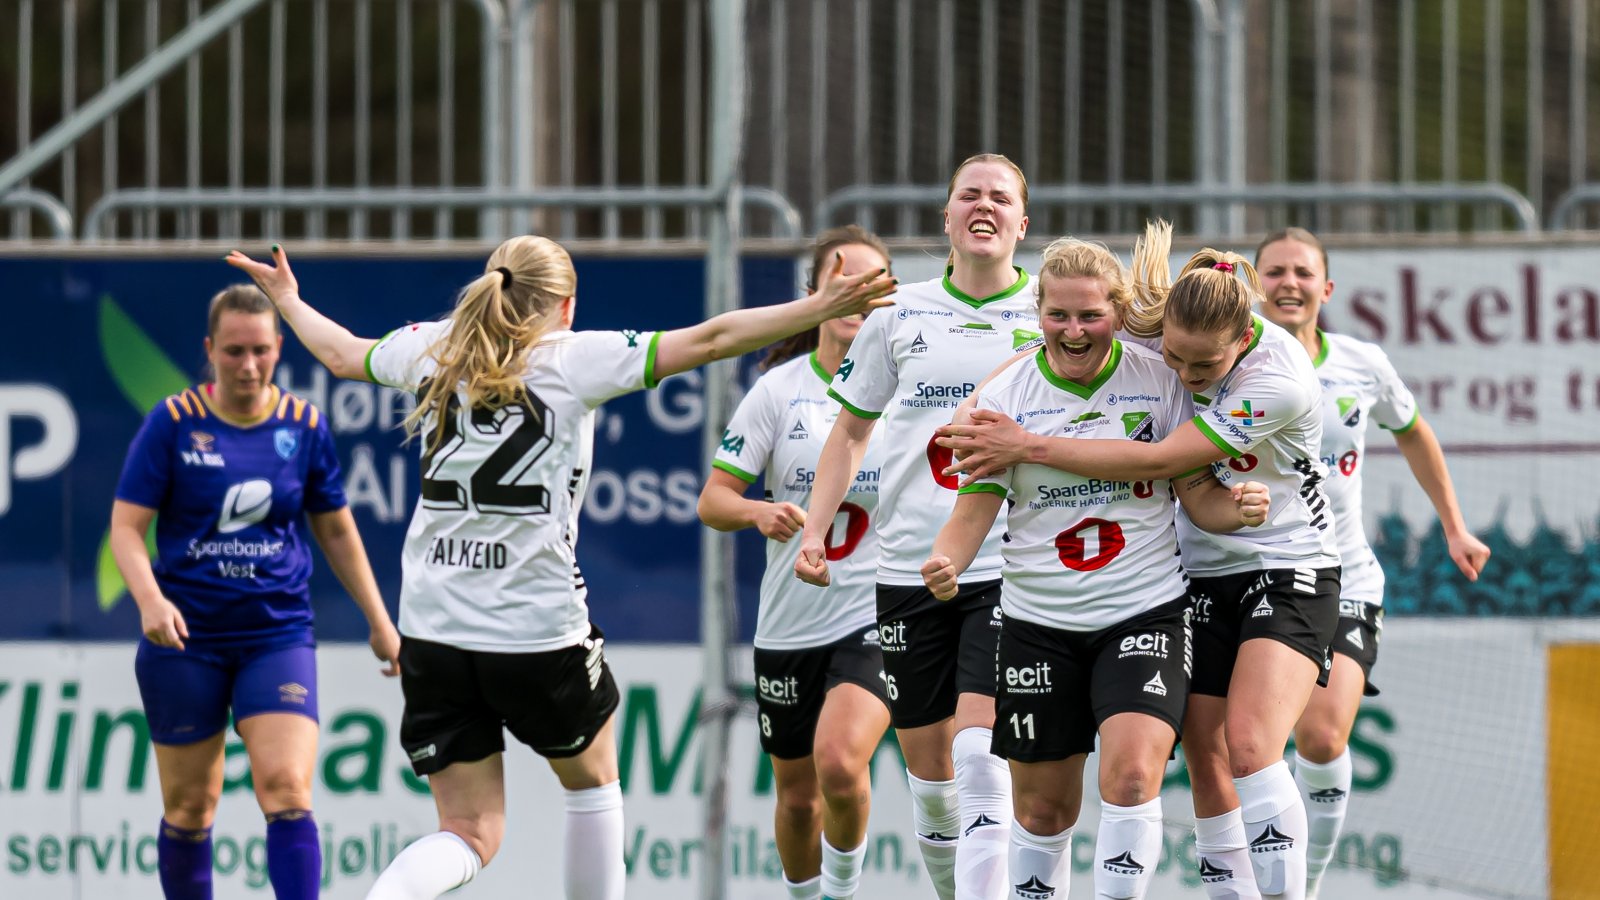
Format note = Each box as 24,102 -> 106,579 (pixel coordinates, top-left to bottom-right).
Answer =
1256,227 -> 1490,898
109,285 -> 401,900
226,238 -> 895,900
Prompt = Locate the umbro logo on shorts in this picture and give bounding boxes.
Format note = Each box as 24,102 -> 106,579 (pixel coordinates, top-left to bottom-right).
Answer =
964,814 -> 1001,836
1345,627 -> 1365,649
1102,851 -> 1145,875
1249,826 -> 1295,853
1142,671 -> 1167,697
1199,858 -> 1234,882
1012,875 -> 1056,899
1251,598 -> 1274,618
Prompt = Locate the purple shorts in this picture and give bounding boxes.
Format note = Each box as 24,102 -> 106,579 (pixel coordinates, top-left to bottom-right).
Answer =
135,638 -> 319,745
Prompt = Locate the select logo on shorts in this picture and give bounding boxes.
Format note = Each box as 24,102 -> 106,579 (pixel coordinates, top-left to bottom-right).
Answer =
1118,632 -> 1170,660
1005,662 -> 1052,694
1142,671 -> 1168,697
1345,627 -> 1365,650
1251,598 -> 1275,618
277,682 -> 309,705
218,479 -> 273,534
757,674 -> 801,707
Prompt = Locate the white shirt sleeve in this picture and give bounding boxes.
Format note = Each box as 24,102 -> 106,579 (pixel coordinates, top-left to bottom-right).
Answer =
1369,349 -> 1420,432
711,375 -> 778,484
1191,369 -> 1310,459
555,329 -> 664,408
364,320 -> 450,390
827,310 -> 896,419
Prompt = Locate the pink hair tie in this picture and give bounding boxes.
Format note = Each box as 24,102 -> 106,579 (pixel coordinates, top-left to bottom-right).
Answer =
1213,261 -> 1235,273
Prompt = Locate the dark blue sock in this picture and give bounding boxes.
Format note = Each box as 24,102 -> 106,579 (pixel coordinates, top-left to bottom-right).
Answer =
157,819 -> 213,899
265,809 -> 321,899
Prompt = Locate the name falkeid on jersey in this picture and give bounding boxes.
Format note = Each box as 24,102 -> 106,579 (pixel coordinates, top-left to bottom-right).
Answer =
425,536 -> 510,570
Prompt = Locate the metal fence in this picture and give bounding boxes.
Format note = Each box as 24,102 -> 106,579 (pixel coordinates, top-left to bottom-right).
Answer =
6,0 -> 1600,243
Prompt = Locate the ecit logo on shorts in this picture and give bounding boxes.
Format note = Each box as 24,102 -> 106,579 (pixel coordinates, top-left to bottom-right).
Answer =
879,621 -> 907,651
757,674 -> 801,706
1118,632 -> 1170,659
1004,662 -> 1052,693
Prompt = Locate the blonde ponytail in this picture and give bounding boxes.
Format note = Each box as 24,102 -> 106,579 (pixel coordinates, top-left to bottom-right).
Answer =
1123,219 -> 1174,338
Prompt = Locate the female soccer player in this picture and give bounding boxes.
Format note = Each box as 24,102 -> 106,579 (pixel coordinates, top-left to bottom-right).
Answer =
110,285 -> 401,900
939,221 -> 1341,900
1255,227 -> 1489,898
226,238 -> 896,900
794,153 -> 1036,900
698,226 -> 895,900
920,236 -> 1271,900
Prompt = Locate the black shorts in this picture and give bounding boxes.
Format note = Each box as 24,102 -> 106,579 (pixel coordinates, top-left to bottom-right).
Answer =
396,626 -> 620,775
1188,567 -> 1341,698
1333,599 -> 1384,697
752,628 -> 890,760
991,598 -> 1191,763
876,580 -> 1003,729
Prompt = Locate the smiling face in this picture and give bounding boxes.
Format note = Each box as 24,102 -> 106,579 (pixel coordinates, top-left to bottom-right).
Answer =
820,242 -> 892,348
206,310 -> 281,413
1256,237 -> 1332,332
943,160 -> 1028,264
1039,275 -> 1118,385
1160,320 -> 1253,393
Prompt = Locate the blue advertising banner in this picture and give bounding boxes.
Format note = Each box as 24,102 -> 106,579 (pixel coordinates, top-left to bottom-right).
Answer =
0,253 -> 794,643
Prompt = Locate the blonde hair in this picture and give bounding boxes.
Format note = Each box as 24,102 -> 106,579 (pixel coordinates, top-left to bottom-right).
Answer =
405,235 -> 575,446
1034,237 -> 1132,322
944,153 -> 1030,267
1122,220 -> 1259,341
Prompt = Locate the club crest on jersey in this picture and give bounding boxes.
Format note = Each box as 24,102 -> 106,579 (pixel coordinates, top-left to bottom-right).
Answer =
1121,411 -> 1154,442
1337,396 -> 1362,427
273,428 -> 299,460
1011,328 -> 1042,349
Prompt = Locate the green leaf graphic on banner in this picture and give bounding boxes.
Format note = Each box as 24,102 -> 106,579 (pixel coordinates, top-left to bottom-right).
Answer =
100,294 -> 190,414
98,295 -> 189,612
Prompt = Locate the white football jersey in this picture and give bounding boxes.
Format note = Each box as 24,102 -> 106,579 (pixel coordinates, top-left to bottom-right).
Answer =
965,342 -> 1191,630
713,353 -> 885,650
366,321 -> 660,652
1179,315 -> 1342,575
1313,330 -> 1419,605
827,271 -> 1040,585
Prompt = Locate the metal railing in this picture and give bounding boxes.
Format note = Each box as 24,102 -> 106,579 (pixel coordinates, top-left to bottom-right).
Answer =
0,190 -> 75,241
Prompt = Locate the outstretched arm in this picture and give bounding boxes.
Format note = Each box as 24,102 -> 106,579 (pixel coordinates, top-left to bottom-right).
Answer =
937,410 -> 1227,485
652,253 -> 896,380
1393,416 -> 1490,580
227,246 -> 377,381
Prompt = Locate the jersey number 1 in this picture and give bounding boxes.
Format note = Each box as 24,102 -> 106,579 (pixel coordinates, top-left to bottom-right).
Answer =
420,388 -> 555,516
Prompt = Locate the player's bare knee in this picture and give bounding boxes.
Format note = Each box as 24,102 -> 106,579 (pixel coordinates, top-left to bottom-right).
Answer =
1099,760 -> 1163,807
1294,721 -> 1347,762
1012,791 -> 1075,836
813,748 -> 867,806
162,789 -> 219,829
251,767 -> 313,811
774,777 -> 822,827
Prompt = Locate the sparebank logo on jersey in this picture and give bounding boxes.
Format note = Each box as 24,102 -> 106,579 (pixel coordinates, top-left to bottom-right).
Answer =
788,466 -> 880,493
1121,411 -> 1155,442
181,431 -> 225,467
0,384 -> 79,517
903,381 -> 976,408
1337,395 -> 1362,427
218,479 -> 274,534
1030,478 -> 1134,510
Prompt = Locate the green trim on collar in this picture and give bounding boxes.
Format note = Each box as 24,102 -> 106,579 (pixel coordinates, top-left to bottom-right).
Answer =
1032,340 -> 1123,399
1243,314 -> 1265,359
808,351 -> 833,384
942,266 -> 1031,309
1313,328 -> 1330,368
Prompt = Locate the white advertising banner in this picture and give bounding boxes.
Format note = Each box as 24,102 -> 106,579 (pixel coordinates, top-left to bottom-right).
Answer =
4,623 -> 1597,899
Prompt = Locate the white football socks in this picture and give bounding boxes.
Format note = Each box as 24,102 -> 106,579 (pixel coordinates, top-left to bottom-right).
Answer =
364,830 -> 481,900
821,835 -> 866,899
908,771 -> 961,900
1193,809 -> 1261,900
564,781 -> 626,900
1094,796 -> 1163,899
1235,760 -> 1308,898
952,727 -> 1012,899
1293,749 -> 1352,899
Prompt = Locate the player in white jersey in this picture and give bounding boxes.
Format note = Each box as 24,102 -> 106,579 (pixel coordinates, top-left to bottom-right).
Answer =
938,222 -> 1343,900
697,227 -> 895,900
1256,228 -> 1490,898
919,237 -> 1272,900
795,154 -> 1040,900
227,238 -> 897,900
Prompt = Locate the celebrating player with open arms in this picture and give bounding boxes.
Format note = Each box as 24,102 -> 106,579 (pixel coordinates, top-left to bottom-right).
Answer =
227,237 -> 895,900
1255,227 -> 1489,899
698,226 -> 895,900
110,285 -> 400,900
920,236 -> 1270,900
794,154 -> 1039,900
939,222 -> 1341,900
